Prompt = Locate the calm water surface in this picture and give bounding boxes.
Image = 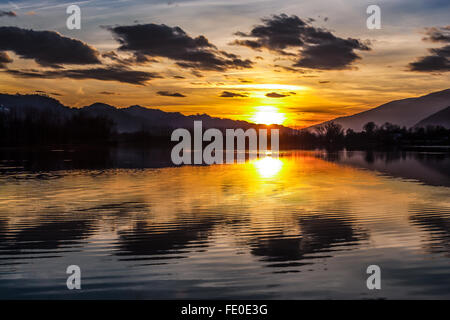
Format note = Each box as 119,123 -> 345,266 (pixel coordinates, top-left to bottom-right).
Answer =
0,148 -> 449,299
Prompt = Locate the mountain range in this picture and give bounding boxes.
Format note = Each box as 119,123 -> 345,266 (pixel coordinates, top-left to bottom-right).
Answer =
310,89 -> 450,131
415,106 -> 450,129
0,93 -> 292,134
1,88 -> 449,134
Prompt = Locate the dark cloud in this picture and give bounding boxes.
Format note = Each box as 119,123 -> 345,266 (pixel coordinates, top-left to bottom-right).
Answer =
409,48 -> 450,72
102,51 -> 131,65
274,64 -> 307,73
409,26 -> 450,72
233,14 -> 370,70
102,50 -> 156,66
35,90 -> 62,96
0,26 -> 100,68
4,66 -> 160,85
423,26 -> 450,42
0,10 -> 16,17
99,91 -> 117,95
294,38 -> 369,70
266,92 -> 289,98
109,23 -> 253,71
0,51 -> 13,68
233,15 -> 306,55
157,91 -> 186,97
191,70 -> 203,78
287,106 -> 346,115
220,91 -> 248,98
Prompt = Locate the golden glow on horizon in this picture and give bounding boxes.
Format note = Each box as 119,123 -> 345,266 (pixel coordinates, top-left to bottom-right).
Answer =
252,106 -> 285,125
218,84 -> 308,91
253,157 -> 284,179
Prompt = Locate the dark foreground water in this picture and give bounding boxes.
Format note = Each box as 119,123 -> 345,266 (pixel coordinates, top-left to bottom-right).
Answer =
0,148 -> 449,299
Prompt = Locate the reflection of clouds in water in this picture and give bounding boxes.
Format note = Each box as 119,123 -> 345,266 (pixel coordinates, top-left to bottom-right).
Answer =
76,200 -> 150,216
0,219 -> 94,255
116,219 -> 218,258
409,203 -> 450,256
0,219 -> 7,243
250,215 -> 368,269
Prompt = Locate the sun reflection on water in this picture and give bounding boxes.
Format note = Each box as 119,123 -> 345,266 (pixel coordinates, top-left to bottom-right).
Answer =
253,157 -> 284,178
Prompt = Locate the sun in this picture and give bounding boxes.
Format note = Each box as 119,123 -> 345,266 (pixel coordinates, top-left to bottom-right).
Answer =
252,106 -> 285,125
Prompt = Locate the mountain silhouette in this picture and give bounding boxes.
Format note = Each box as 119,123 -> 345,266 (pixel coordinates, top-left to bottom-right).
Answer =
415,106 -> 450,129
0,93 -> 72,117
0,93 -> 291,134
310,89 -> 450,131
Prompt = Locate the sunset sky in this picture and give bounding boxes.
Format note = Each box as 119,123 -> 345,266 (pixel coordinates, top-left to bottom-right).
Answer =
0,0 -> 449,128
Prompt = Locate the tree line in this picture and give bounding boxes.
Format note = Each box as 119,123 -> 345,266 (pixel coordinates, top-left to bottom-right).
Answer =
286,121 -> 450,149
0,108 -> 115,146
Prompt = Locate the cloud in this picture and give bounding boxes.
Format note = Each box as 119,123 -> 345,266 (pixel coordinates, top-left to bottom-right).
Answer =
102,50 -> 156,66
0,27 -> 101,68
99,91 -> 117,95
233,15 -> 306,55
423,26 -> 450,42
274,64 -> 307,73
265,92 -> 289,98
286,106 -> 346,115
233,14 -> 370,70
0,27 -> 161,84
4,66 -> 160,85
191,70 -> 203,77
35,90 -> 62,96
109,23 -> 253,71
409,26 -> 450,72
0,11 -> 16,17
0,52 -> 13,68
220,91 -> 248,98
157,91 -> 186,97
293,38 -> 369,70
409,47 -> 450,71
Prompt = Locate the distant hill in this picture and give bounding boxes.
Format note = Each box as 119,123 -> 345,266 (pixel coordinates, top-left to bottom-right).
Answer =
0,93 -> 72,117
415,106 -> 450,128
309,89 -> 450,132
0,93 -> 293,134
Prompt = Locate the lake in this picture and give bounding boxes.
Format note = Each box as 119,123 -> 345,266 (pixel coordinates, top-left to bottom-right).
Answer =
0,148 -> 449,299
